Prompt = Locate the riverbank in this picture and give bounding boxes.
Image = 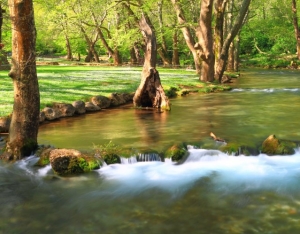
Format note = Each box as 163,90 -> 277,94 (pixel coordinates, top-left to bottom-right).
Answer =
0,65 -> 232,132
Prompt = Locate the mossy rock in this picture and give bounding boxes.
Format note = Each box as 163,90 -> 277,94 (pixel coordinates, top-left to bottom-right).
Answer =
103,153 -> 121,165
164,143 -> 188,162
50,149 -> 101,175
261,135 -> 296,156
35,146 -> 54,166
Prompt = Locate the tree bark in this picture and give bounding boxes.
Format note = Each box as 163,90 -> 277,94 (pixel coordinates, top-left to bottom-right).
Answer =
0,4 -> 4,43
171,0 -> 201,74
133,14 -> 170,110
65,34 -> 73,60
196,0 -> 215,82
215,0 -> 251,82
292,0 -> 300,60
214,0 -> 227,67
6,0 -> 40,159
172,29 -> 180,67
80,27 -> 100,63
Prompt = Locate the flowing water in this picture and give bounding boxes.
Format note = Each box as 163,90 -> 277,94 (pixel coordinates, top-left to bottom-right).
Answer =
1,68 -> 300,233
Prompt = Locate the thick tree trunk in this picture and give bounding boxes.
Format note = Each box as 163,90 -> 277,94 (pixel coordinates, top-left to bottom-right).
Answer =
6,0 -> 40,159
292,0 -> 300,60
133,14 -> 170,110
196,0 -> 215,82
214,0 -> 227,67
215,0 -> 251,82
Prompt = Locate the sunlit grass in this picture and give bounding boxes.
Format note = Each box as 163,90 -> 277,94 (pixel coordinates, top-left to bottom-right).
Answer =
0,66 -> 229,117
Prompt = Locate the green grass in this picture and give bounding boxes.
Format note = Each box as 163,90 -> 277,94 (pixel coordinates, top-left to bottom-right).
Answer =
0,65 -> 229,117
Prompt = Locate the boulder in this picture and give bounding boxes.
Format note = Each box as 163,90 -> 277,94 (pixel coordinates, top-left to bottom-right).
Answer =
43,107 -> 62,121
49,149 -> 101,175
91,95 -> 111,109
0,116 -> 10,133
261,135 -> 296,156
85,102 -> 101,112
72,100 -> 86,114
109,93 -> 127,107
53,103 -> 75,117
39,111 -> 46,123
164,143 -> 188,162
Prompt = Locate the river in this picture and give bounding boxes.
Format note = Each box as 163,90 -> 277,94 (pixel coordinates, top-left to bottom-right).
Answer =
1,68 -> 300,233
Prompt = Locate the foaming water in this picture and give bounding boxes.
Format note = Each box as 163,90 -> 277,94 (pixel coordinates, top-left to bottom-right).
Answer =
91,148 -> 300,198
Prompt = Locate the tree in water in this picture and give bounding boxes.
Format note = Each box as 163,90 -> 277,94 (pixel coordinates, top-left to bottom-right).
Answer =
5,0 -> 40,159
133,13 -> 170,110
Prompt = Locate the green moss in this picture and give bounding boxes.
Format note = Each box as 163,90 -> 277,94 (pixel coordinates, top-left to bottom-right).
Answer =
35,146 -> 53,166
220,143 -> 240,155
164,143 -> 187,162
165,87 -> 178,98
262,135 -> 296,155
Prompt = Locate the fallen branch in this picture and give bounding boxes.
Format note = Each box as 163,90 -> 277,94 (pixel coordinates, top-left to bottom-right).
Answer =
210,132 -> 226,143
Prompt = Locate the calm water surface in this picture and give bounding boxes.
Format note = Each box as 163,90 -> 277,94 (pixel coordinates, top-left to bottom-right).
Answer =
1,68 -> 300,233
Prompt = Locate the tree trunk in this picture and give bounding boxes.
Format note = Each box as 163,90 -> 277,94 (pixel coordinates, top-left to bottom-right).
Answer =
234,34 -> 240,71
292,0 -> 300,60
6,0 -> 40,159
0,4 -> 4,43
158,47 -> 171,66
227,42 -> 234,71
133,14 -> 170,110
130,47 -> 138,65
157,0 -> 171,66
80,27 -> 100,63
215,0 -> 251,82
65,34 -> 73,60
171,0 -> 201,74
172,29 -> 180,67
214,0 -> 227,67
196,0 -> 215,82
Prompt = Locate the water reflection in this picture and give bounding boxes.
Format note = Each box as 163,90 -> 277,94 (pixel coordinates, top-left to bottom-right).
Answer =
134,109 -> 168,147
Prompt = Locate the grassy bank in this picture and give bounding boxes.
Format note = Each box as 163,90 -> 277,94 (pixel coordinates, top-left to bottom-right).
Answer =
0,65 -> 230,117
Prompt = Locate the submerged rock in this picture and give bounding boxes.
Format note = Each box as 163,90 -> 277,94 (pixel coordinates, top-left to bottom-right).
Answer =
50,149 -> 101,175
261,135 -> 296,156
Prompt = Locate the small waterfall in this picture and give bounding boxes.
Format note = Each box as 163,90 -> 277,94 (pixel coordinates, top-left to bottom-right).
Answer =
120,156 -> 138,164
137,153 -> 161,162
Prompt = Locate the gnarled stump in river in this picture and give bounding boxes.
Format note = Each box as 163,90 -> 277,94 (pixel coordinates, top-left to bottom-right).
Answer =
133,67 -> 170,110
133,13 -> 170,110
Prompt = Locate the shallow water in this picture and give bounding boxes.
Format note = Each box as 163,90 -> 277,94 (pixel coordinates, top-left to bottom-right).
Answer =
38,68 -> 300,151
1,68 -> 300,233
